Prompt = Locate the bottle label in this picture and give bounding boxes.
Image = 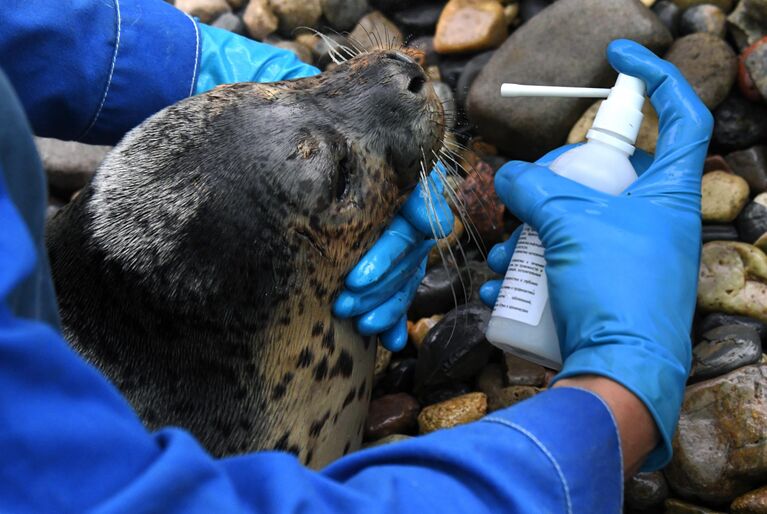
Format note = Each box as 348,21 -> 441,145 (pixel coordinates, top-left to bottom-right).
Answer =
493,225 -> 548,326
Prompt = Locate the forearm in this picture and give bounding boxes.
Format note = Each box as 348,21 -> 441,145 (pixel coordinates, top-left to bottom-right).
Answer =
554,376 -> 659,477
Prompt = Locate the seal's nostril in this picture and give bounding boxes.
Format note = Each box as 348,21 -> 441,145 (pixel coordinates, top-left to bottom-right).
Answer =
408,76 -> 425,94
385,51 -> 417,66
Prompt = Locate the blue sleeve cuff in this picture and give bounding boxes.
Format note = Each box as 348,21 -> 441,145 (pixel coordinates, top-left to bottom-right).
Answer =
79,0 -> 201,144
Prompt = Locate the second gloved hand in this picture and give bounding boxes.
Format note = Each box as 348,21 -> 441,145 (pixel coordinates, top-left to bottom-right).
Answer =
480,39 -> 713,470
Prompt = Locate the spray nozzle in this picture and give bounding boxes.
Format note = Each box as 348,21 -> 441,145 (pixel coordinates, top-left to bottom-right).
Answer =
500,73 -> 647,154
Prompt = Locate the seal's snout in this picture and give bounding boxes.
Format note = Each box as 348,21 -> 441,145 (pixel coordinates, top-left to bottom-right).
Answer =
383,51 -> 428,97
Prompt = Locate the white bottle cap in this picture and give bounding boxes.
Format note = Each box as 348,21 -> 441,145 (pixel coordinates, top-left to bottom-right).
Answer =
586,74 -> 646,155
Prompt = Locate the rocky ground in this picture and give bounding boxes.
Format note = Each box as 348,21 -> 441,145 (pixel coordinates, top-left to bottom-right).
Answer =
42,0 -> 767,512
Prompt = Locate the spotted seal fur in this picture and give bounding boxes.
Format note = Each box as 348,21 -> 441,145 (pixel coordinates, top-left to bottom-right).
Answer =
46,48 -> 445,468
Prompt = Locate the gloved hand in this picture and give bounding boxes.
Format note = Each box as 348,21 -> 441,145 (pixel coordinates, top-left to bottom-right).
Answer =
479,39 -> 713,470
195,24 -> 455,351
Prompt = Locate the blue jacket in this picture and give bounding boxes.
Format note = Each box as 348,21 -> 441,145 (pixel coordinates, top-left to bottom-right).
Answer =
0,1 -> 623,512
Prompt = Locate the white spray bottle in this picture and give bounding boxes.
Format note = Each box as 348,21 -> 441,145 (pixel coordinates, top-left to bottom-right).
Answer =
485,73 -> 647,370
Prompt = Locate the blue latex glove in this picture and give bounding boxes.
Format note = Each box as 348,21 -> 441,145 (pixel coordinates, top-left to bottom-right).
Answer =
480,39 -> 713,470
196,24 -> 455,351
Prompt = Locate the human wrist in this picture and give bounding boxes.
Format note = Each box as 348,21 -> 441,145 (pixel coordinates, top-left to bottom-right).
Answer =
553,375 -> 658,477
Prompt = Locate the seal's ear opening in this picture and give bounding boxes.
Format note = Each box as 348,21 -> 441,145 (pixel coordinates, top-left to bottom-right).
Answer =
334,154 -> 352,202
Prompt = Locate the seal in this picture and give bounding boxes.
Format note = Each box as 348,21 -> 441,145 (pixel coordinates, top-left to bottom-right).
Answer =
46,48 -> 445,468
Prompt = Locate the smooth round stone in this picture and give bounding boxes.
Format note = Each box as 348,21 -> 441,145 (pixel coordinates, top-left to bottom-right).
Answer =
568,99 -> 659,154
486,385 -> 540,412
419,382 -> 472,406
270,0 -> 322,35
311,33 -> 349,69
731,485 -> 767,514
212,12 -> 245,34
671,0 -> 733,10
664,499 -> 726,513
175,0 -> 230,23
374,344 -> 392,379
417,392 -> 487,434
727,0 -> 767,51
625,472 -> 670,511
701,171 -> 750,223
349,11 -> 403,51
737,193 -> 767,243
475,362 -> 504,396
700,311 -> 767,341
364,393 -> 420,440
503,353 -> 546,387
713,94 -> 767,152
704,155 -> 733,174
455,50 -> 494,110
702,224 -> 739,243
698,242 -> 767,323
518,0 -> 553,22
679,4 -> 727,37
408,314 -> 443,349
503,3 -> 519,25
377,358 -> 417,395
35,138 -> 110,196
664,33 -> 737,110
438,54 -> 474,90
431,80 -> 456,130
414,302 -> 493,393
665,364 -> 767,504
273,40 -> 314,64
742,37 -> 767,102
391,2 -> 443,35
242,0 -> 278,40
409,265 -> 470,320
434,0 -> 507,54
362,433 -> 412,449
690,325 -> 762,381
727,145 -> 767,193
652,1 -> 682,36
321,0 -> 369,31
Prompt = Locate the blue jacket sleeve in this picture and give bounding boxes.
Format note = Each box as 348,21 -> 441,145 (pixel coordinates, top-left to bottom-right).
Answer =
0,178 -> 623,513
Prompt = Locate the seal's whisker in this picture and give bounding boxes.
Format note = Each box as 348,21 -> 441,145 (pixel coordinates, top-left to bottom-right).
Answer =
419,163 -> 464,348
322,28 -> 364,58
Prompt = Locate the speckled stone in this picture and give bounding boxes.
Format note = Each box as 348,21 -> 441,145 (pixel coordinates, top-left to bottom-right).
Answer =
665,364 -> 767,504
417,392 -> 487,433
698,242 -> 767,323
731,485 -> 767,514
742,37 -> 767,102
701,171 -> 750,222
664,33 -> 737,110
727,0 -> 767,51
457,160 -> 505,245
486,385 -> 541,412
434,0 -> 508,54
713,95 -> 767,153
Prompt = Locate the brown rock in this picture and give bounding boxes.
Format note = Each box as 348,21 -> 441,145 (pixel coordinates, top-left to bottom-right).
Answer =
417,392 -> 487,433
270,0 -> 322,35
487,385 -> 541,411
731,485 -> 767,513
701,171 -> 750,222
475,362 -> 504,395
704,155 -> 733,174
242,0 -> 278,40
503,353 -> 546,386
698,242 -> 767,322
566,98 -> 659,154
434,0 -> 508,54
365,393 -> 420,440
428,216 -> 465,266
225,0 -> 244,7
664,33 -> 738,110
457,160 -> 504,246
273,40 -> 314,65
349,11 -> 403,51
665,364 -> 767,504
175,0 -> 231,23
408,314 -> 443,349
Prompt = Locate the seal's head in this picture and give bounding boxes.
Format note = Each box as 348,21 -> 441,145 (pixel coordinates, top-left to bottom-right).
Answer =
49,48 -> 446,467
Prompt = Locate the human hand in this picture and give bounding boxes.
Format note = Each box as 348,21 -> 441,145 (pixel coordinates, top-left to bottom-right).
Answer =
333,171 -> 454,351
480,39 -> 713,470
